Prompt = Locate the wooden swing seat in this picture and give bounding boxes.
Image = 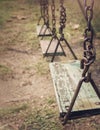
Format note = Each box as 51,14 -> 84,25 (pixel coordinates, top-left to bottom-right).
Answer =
49,60 -> 100,119
40,39 -> 64,56
36,25 -> 52,37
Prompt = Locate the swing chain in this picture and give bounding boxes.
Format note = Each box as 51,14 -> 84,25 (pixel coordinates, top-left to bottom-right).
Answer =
40,0 -> 45,18
81,0 -> 96,79
59,0 -> 67,37
44,0 -> 49,26
51,0 -> 56,36
38,0 -> 46,24
39,0 -> 49,25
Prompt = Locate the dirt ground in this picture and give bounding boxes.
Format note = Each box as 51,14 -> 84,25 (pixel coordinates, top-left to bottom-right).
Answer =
0,0 -> 100,130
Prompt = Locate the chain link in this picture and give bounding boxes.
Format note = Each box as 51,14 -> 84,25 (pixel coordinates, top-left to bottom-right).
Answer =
51,0 -> 56,35
44,0 -> 49,25
81,0 -> 96,78
39,0 -> 49,25
59,0 -> 66,35
40,0 -> 45,18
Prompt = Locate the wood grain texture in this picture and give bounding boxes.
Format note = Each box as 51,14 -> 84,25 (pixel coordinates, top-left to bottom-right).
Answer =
49,60 -> 100,113
36,25 -> 52,36
40,40 -> 63,55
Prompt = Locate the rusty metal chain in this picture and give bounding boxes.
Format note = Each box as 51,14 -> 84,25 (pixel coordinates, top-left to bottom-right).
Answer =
39,0 -> 49,25
38,0 -> 45,24
51,0 -> 56,35
59,0 -> 66,35
40,0 -> 45,18
44,0 -> 49,26
81,0 -> 96,79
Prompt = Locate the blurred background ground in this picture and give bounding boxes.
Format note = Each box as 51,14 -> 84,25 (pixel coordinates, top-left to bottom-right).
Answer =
0,0 -> 100,130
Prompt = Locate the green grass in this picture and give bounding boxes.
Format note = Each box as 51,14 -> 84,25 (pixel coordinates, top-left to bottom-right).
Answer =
93,0 -> 100,33
0,103 -> 28,119
34,59 -> 49,75
46,97 -> 56,105
0,0 -> 15,27
22,58 -> 48,73
19,107 -> 62,130
0,64 -> 12,75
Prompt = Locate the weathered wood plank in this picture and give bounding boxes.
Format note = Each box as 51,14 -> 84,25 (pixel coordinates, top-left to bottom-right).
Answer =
36,25 -> 52,36
49,60 -> 100,113
40,40 -> 63,56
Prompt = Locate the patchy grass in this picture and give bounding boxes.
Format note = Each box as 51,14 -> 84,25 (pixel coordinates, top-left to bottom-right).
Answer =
0,103 -> 28,119
16,21 -> 40,50
19,106 -> 62,130
22,58 -> 50,76
0,101 -> 62,130
46,97 -> 56,105
0,0 -> 16,27
34,59 -> 49,75
0,64 -> 12,75
93,0 -> 100,33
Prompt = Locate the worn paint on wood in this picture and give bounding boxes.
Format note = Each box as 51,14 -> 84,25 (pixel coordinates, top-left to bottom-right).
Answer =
49,60 -> 100,113
36,25 -> 52,36
40,40 -> 63,55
